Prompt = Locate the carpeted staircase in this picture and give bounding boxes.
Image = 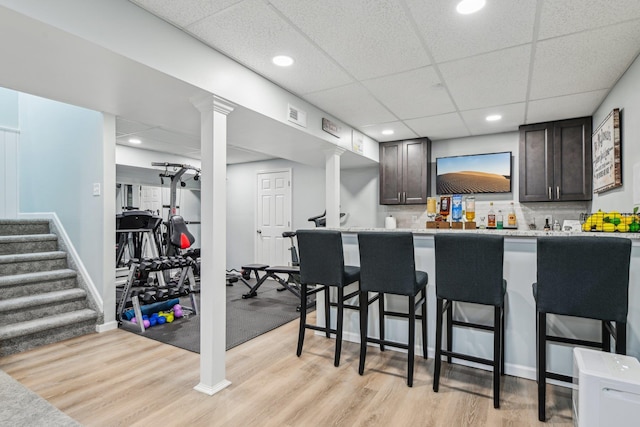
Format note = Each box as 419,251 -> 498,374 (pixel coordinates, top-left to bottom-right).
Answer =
0,219 -> 99,357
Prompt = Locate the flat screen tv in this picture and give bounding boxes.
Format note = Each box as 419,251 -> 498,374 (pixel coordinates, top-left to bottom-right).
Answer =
436,151 -> 512,194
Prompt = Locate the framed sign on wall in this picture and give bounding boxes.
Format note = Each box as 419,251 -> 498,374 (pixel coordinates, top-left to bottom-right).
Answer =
592,108 -> 622,193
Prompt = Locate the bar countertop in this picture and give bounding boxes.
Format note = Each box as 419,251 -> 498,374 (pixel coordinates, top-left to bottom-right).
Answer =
335,226 -> 640,240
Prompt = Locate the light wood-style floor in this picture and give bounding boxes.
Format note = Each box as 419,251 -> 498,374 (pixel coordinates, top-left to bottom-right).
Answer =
0,314 -> 572,426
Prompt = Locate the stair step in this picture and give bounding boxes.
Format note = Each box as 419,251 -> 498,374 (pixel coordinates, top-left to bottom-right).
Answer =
0,269 -> 78,299
0,219 -> 50,236
0,288 -> 86,312
0,233 -> 58,255
0,251 -> 67,276
0,309 -> 98,340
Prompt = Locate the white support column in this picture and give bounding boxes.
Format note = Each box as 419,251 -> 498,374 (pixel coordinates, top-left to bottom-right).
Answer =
191,93 -> 234,396
324,147 -> 345,228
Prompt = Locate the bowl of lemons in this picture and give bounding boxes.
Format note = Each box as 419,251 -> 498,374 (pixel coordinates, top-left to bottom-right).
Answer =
582,209 -> 640,232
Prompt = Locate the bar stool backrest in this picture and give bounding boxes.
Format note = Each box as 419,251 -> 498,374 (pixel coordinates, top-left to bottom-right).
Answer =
297,229 -> 347,287
357,232 -> 417,295
435,233 -> 505,306
536,236 -> 631,322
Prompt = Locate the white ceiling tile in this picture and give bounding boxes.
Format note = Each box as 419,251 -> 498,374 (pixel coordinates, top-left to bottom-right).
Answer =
526,90 -> 608,124
303,83 -> 396,127
405,0 -> 536,63
439,45 -> 531,111
460,103 -> 526,135
530,22 -> 640,100
269,0 -> 430,80
539,1 -> 640,40
186,0 -> 354,94
404,113 -> 470,141
362,67 -> 455,120
359,121 -> 419,142
130,0 -> 243,27
116,117 -> 154,136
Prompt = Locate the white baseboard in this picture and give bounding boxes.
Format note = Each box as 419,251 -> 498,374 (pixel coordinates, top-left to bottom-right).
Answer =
96,321 -> 118,333
194,379 -> 232,396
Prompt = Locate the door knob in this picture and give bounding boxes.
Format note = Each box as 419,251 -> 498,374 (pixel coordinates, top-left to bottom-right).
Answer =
257,229 -> 262,234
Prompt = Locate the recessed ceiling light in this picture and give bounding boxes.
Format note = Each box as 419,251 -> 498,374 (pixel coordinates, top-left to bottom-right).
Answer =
382,129 -> 394,135
486,114 -> 502,122
456,0 -> 486,14
272,55 -> 294,67
128,138 -> 142,144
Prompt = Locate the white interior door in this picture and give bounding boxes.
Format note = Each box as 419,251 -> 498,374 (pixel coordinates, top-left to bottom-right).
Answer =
140,186 -> 162,216
256,170 -> 291,266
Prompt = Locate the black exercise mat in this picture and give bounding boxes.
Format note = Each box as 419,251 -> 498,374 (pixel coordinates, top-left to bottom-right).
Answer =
124,278 -> 302,352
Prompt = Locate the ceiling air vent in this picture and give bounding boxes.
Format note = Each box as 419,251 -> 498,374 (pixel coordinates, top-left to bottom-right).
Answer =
287,104 -> 307,128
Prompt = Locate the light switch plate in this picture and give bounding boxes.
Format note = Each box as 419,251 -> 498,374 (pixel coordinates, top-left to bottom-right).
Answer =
93,183 -> 101,196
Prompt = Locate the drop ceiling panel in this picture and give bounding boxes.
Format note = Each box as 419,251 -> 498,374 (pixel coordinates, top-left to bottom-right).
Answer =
406,0 -> 536,63
269,0 -> 430,80
460,103 -> 526,135
526,90 -> 607,124
304,83 -> 396,127
186,0 -> 354,94
130,0 -> 243,27
538,0 -> 640,40
530,21 -> 640,99
359,121 -> 419,142
362,66 -> 455,120
439,45 -> 531,111
404,113 -> 470,141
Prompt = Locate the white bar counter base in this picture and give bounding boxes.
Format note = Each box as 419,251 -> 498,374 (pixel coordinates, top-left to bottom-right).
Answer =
315,227 -> 640,384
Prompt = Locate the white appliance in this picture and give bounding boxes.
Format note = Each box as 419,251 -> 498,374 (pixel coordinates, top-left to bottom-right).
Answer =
573,347 -> 640,427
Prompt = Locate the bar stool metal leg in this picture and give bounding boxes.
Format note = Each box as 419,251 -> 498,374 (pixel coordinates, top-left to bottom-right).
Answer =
378,293 -> 385,351
493,306 -> 501,409
616,321 -> 627,355
408,295 -> 416,387
421,288 -> 428,359
433,297 -> 444,392
537,311 -> 547,422
446,302 -> 453,364
358,290 -> 368,376
335,287 -> 344,367
324,286 -> 331,338
297,283 -> 308,357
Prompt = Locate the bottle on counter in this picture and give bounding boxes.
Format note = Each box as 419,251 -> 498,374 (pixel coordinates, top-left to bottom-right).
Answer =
544,218 -> 551,231
451,194 -> 463,222
497,210 -> 504,229
465,194 -> 476,221
508,202 -> 517,228
553,220 -> 561,231
440,195 -> 451,221
487,202 -> 496,228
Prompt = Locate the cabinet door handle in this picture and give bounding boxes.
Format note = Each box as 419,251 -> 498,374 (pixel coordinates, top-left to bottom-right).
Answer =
556,186 -> 560,199
403,192 -> 406,203
548,187 -> 552,200
398,192 -> 401,202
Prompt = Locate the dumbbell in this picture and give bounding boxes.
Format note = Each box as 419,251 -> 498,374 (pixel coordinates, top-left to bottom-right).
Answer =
155,288 -> 169,300
168,286 -> 180,298
142,290 -> 157,304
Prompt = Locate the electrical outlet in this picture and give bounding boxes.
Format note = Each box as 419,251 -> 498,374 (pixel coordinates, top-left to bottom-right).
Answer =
412,215 -> 418,222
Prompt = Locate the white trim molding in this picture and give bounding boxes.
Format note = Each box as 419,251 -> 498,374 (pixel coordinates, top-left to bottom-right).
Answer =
194,379 -> 232,396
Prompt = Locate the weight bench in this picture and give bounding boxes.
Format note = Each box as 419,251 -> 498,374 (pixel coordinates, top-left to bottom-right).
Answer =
239,263 -> 314,310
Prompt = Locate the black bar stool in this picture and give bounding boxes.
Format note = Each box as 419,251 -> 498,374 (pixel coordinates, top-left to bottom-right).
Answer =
296,229 -> 360,367
357,231 -> 428,387
433,233 -> 506,409
534,236 -> 631,422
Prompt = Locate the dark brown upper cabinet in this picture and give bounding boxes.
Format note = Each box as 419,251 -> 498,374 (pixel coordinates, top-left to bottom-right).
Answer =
519,116 -> 592,202
379,138 -> 431,205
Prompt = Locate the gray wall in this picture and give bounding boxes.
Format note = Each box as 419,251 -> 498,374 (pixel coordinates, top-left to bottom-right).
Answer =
18,93 -> 105,289
593,51 -> 640,212
226,158 -> 325,269
0,87 -> 18,128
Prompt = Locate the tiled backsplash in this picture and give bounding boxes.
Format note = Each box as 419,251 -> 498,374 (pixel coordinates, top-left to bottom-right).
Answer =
380,199 -> 590,230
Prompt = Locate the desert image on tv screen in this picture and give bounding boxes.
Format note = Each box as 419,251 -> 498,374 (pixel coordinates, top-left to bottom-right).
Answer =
436,152 -> 511,194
